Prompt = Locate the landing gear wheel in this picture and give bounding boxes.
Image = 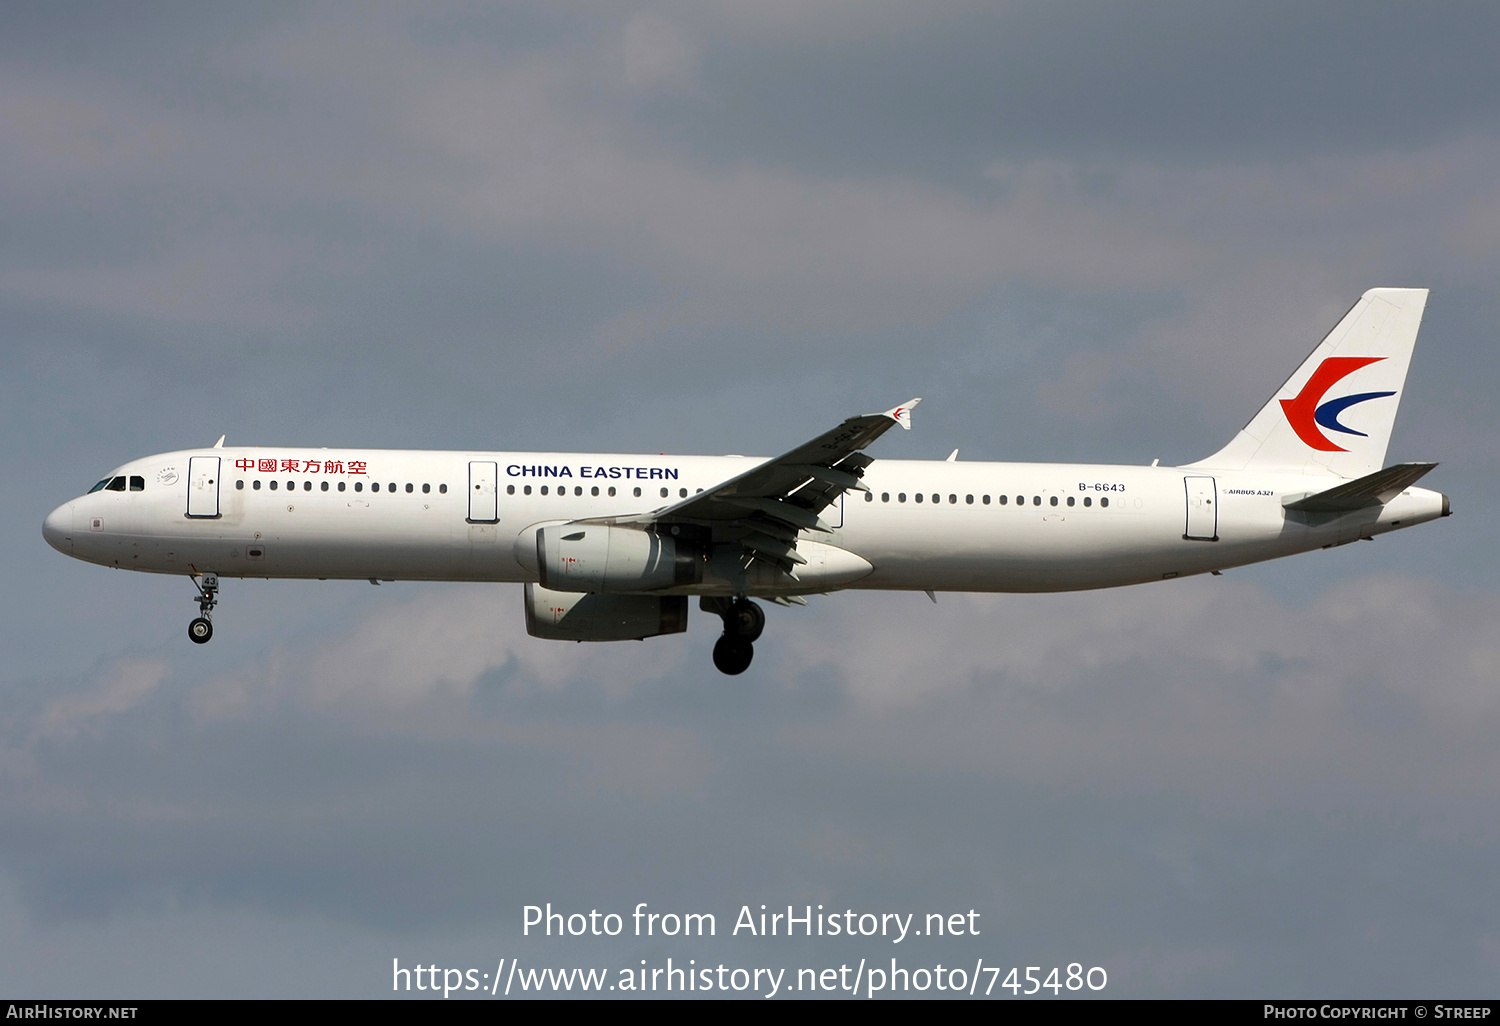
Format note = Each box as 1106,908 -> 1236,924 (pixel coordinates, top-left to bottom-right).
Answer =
724,598 -> 765,641
712,635 -> 754,675
188,573 -> 220,646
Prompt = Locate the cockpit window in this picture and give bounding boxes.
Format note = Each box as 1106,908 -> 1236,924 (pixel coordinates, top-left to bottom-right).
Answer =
87,478 -> 111,493
129,476 -> 144,491
105,476 -> 127,491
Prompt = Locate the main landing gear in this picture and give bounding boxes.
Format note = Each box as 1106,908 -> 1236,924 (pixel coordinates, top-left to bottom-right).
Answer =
188,572 -> 219,644
710,597 -> 764,675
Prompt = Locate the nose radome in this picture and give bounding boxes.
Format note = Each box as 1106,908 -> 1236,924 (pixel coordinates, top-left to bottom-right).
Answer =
43,502 -> 74,554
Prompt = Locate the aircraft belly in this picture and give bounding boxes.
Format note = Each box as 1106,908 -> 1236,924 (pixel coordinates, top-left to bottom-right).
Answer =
838,501 -> 1176,591
137,511 -> 530,582
836,479 -> 1318,592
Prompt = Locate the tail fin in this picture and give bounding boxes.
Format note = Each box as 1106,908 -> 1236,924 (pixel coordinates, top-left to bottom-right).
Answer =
1188,287 -> 1428,478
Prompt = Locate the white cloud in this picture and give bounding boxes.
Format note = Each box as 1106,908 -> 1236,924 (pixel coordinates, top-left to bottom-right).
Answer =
778,574 -> 1500,819
8,10 -> 1500,367
621,12 -> 699,93
131,561 -> 1500,831
39,658 -> 170,741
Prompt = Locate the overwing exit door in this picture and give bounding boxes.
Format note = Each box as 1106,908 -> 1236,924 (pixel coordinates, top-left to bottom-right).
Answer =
468,461 -> 498,522
1183,476 -> 1217,541
186,456 -> 221,518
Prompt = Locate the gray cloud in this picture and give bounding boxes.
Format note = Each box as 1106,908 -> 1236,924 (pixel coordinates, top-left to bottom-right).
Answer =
3,0 -> 1497,997
3,574 -> 1498,995
651,1 -> 1500,176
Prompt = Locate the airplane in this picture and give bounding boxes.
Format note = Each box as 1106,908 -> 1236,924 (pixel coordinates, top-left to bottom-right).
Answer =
43,288 -> 1449,675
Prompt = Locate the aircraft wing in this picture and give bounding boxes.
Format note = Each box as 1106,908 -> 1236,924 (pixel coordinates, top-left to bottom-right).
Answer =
615,398 -> 919,574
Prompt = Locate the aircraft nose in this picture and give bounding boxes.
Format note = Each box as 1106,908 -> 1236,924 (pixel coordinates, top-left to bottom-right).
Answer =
43,501 -> 74,554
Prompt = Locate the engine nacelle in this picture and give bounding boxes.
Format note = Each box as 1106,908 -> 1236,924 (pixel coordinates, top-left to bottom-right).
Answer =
524,583 -> 688,641
536,524 -> 702,593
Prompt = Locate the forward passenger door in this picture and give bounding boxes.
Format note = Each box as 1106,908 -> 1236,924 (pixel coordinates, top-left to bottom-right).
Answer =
186,456 -> 221,518
468,461 -> 498,523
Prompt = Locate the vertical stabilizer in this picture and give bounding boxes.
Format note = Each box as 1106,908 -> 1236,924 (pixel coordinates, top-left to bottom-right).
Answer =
1187,288 -> 1428,478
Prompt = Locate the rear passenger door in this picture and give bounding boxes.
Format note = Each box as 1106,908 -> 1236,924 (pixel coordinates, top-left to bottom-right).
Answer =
1183,476 -> 1217,541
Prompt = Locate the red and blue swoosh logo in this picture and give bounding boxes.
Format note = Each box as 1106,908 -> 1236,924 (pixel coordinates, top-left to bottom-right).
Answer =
1279,357 -> 1396,452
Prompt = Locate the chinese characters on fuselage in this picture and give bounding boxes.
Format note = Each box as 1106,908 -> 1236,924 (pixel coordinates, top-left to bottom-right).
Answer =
234,458 -> 367,475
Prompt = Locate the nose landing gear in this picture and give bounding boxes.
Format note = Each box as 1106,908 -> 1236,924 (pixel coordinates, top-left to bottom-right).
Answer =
188,573 -> 219,644
710,597 -> 764,675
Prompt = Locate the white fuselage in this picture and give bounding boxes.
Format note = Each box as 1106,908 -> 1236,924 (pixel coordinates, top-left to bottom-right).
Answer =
43,447 -> 1448,595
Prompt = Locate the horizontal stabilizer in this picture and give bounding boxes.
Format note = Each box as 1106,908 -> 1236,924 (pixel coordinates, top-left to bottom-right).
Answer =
1283,462 -> 1437,513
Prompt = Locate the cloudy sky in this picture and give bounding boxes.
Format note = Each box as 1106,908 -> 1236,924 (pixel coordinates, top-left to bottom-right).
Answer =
4,1 -> 1499,998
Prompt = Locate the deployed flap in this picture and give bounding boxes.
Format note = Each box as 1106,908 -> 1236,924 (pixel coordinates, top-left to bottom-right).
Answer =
1189,288 -> 1428,479
1283,462 -> 1437,513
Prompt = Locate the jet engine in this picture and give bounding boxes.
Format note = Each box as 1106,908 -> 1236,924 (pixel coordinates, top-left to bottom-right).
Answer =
536,524 -> 702,593
524,583 -> 688,641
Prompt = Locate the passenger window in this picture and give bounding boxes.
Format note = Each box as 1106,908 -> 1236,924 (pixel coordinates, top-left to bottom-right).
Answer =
1050,496 -> 1058,506
1101,497 -> 1109,508
270,480 -> 278,491
106,476 -> 127,491
950,494 -> 957,504
932,494 -> 940,504
506,485 -> 514,495
882,492 -> 890,502
634,487 -> 642,497
660,487 -> 669,498
355,481 -> 363,492
898,493 -> 906,503
983,495 -> 991,504
236,480 -> 244,490
524,485 -> 532,495
129,476 -> 145,491
1067,496 -> 1074,506
406,483 -> 413,493
304,481 -> 312,491
1033,496 -> 1041,506
321,481 -> 329,492
371,482 -> 380,492
253,480 -> 262,490
389,482 -> 396,493
424,484 -> 431,494
608,486 -> 616,496
915,493 -> 923,503
865,492 -> 873,502
591,486 -> 599,496
540,485 -> 548,495
286,480 -> 294,490
439,484 -> 447,493
338,481 -> 346,492
678,488 -> 686,498
965,494 -> 973,504
1016,495 -> 1024,505
1084,496 -> 1091,506
575,486 -> 583,496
